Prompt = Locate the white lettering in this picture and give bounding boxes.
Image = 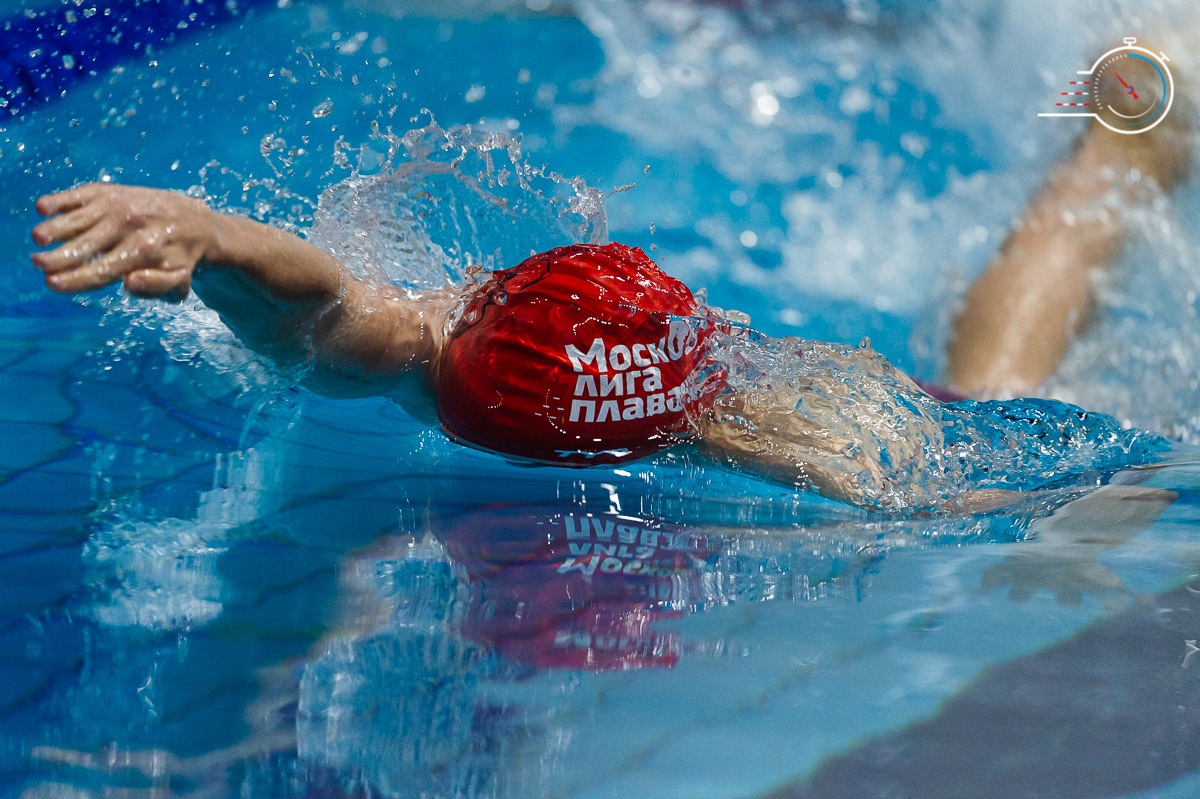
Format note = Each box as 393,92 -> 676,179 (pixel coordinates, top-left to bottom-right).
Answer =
573,374 -> 598,397
565,337 -> 608,373
609,344 -> 632,371
597,400 -> 621,423
667,320 -> 689,360
563,333 -> 696,428
589,517 -> 615,541
570,399 -> 596,423
557,556 -> 598,576
564,516 -> 589,538
622,397 -> 645,420
599,373 -> 623,397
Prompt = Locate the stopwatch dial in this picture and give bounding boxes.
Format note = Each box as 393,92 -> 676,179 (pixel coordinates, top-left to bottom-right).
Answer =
1091,51 -> 1169,130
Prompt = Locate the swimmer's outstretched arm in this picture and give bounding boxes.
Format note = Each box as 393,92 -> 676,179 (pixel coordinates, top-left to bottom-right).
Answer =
946,118 -> 1190,397
31,183 -> 450,392
694,339 -> 1019,513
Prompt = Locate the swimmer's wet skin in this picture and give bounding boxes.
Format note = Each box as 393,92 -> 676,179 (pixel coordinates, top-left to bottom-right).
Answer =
29,178 -> 1167,513
946,98 -> 1191,398
31,183 -> 456,397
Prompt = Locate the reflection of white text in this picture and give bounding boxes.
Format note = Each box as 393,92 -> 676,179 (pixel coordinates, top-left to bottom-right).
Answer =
555,514 -> 690,577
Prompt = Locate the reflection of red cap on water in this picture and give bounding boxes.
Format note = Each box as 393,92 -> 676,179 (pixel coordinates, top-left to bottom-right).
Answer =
439,505 -> 715,672
437,243 -> 707,465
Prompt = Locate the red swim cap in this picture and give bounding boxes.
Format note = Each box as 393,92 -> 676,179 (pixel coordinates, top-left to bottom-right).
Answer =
437,243 -> 707,465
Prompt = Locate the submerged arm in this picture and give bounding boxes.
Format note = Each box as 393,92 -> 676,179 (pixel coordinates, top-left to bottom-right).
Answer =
31,183 -> 450,394
696,338 -> 971,512
697,334 -> 1160,513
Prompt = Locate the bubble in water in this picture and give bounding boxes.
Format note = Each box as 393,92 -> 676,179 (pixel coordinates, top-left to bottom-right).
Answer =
312,97 -> 334,118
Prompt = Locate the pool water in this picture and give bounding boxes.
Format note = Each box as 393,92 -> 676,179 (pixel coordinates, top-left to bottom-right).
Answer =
4,1 -> 1200,797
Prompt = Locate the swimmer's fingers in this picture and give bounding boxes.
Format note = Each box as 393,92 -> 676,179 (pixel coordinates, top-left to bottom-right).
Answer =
31,218 -> 124,275
123,268 -> 191,301
31,200 -> 106,247
34,183 -> 101,218
42,230 -> 170,294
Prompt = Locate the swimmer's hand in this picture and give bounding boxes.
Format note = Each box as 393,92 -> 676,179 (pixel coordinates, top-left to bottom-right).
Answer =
32,183 -> 217,301
31,183 -> 346,309
982,551 -> 1129,609
982,483 -> 1174,608
31,182 -> 450,400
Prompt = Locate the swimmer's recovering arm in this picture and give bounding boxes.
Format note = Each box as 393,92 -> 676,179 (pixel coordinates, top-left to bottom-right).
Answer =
31,183 -> 450,392
946,117 -> 1190,397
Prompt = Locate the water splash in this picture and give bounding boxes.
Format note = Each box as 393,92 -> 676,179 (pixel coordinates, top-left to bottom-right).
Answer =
696,317 -> 1167,513
306,116 -> 608,292
92,115 -> 609,397
84,447 -> 272,630
569,0 -> 1081,317
570,0 -> 1200,451
68,0 -> 1199,511
1044,178 -> 1200,444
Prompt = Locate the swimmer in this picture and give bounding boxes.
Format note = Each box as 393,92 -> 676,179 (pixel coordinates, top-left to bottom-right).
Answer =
946,112 -> 1191,397
28,119 -> 1188,511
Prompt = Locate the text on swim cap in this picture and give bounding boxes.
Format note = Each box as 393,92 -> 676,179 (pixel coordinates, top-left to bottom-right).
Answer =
563,320 -> 697,373
562,321 -> 699,426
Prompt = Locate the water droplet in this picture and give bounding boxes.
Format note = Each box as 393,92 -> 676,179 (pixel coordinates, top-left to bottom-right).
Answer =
312,98 -> 334,118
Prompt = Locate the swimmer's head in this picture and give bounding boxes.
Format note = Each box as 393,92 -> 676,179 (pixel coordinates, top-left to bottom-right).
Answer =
437,242 -> 708,465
